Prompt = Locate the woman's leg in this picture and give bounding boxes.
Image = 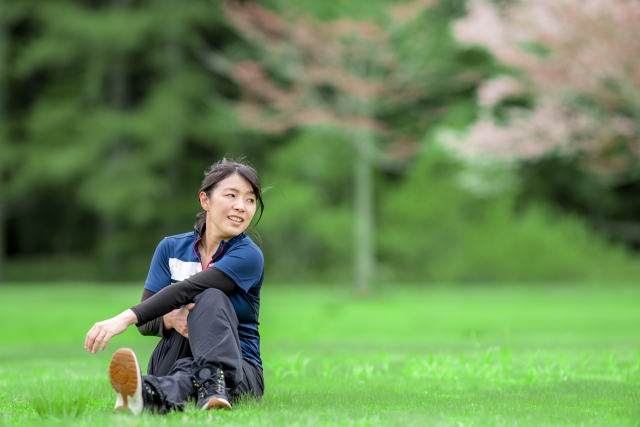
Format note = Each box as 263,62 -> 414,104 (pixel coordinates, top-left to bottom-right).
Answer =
142,288 -> 244,410
142,357 -> 195,412
187,288 -> 244,389
231,359 -> 265,403
147,330 -> 192,377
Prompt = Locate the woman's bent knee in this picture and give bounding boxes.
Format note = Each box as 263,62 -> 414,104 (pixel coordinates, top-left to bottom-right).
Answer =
193,288 -> 228,304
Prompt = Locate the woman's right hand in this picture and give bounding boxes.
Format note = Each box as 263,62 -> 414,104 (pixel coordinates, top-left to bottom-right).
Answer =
163,303 -> 195,339
85,309 -> 138,353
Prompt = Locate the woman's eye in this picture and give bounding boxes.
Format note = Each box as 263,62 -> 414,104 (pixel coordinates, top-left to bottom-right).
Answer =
226,194 -> 235,198
247,198 -> 255,204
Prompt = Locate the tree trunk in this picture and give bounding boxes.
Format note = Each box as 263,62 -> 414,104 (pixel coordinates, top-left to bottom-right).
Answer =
0,0 -> 7,280
103,0 -> 130,275
164,0 -> 184,233
354,131 -> 374,296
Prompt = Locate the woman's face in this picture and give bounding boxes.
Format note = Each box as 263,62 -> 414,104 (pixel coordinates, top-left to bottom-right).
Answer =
201,173 -> 257,242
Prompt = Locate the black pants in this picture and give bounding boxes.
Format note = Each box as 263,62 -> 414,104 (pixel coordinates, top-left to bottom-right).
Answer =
142,288 -> 264,410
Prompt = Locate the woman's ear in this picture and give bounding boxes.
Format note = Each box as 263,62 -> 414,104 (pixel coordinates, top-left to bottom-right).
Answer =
199,191 -> 209,211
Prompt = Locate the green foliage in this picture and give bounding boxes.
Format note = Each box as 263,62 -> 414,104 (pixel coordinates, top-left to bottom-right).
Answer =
2,0 -> 639,283
452,0 -> 640,243
259,129 -> 355,281
377,142 -> 640,282
4,0 -> 240,271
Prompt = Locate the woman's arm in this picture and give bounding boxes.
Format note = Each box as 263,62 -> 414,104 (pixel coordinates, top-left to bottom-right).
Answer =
84,267 -> 236,353
136,289 -> 164,337
85,309 -> 138,353
137,237 -> 173,337
138,288 -> 196,339
130,267 -> 237,325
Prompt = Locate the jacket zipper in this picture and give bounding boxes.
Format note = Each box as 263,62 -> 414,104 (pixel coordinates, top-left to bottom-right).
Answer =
205,242 -> 225,269
193,238 -> 226,269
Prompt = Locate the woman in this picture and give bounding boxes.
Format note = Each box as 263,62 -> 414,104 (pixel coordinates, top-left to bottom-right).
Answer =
84,158 -> 265,415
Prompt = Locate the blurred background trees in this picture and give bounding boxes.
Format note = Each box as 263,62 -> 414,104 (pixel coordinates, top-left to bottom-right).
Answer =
1,0 -> 639,284
0,0 -> 8,279
452,0 -> 640,248
215,0 -> 473,292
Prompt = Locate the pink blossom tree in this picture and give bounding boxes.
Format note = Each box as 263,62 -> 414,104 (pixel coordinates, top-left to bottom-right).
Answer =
210,1 -> 438,294
452,0 -> 640,179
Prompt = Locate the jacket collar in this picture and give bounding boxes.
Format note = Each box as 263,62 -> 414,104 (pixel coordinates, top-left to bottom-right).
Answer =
194,223 -> 245,246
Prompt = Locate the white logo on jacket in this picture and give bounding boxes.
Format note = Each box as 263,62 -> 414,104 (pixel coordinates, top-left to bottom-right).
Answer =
168,258 -> 202,282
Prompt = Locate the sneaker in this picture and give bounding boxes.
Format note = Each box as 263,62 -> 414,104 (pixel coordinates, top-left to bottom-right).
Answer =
193,365 -> 232,410
109,348 -> 144,415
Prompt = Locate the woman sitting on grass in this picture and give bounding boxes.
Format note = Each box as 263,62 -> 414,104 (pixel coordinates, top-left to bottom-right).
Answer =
84,158 -> 265,415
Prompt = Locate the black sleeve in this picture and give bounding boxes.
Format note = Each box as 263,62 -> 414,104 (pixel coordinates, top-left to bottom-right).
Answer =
141,288 -> 156,302
130,267 -> 238,325
136,289 -> 164,337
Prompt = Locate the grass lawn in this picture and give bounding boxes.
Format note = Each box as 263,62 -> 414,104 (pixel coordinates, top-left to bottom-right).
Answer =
0,283 -> 639,426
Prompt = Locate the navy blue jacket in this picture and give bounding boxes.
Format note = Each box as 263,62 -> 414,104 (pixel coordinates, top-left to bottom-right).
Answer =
142,228 -> 264,367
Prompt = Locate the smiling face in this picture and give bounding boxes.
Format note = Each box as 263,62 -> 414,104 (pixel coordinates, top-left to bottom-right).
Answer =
200,173 -> 257,242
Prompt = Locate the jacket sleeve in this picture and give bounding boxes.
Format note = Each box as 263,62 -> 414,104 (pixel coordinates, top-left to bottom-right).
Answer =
136,238 -> 172,337
136,289 -> 164,337
130,267 -> 237,325
213,243 -> 264,293
144,238 -> 172,293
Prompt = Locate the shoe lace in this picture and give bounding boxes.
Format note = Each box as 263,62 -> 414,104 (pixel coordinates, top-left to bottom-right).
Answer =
198,370 -> 226,397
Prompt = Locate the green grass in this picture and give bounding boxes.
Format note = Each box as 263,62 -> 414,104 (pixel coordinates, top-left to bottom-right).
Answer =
1,283 -> 639,426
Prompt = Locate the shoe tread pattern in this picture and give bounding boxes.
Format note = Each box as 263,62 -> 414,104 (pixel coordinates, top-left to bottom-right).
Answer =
109,348 -> 138,412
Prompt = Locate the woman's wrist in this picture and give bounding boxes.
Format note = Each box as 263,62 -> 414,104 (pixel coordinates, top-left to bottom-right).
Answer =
162,311 -> 174,330
118,309 -> 139,325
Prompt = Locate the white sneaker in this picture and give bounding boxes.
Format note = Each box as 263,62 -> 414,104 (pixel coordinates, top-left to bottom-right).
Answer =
109,348 -> 144,415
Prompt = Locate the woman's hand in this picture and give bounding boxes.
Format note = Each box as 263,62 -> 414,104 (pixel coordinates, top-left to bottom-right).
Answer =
85,309 -> 138,353
163,303 -> 195,339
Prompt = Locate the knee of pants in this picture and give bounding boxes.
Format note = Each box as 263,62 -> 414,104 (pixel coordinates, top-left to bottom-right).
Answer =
193,288 -> 229,306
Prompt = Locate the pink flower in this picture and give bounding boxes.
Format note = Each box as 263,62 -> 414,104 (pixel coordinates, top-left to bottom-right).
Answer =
477,77 -> 522,107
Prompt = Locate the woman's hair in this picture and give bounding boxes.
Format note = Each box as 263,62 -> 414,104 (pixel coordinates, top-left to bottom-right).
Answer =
195,158 -> 264,240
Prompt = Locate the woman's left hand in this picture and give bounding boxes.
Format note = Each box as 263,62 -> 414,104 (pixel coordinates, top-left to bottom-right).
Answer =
85,309 -> 138,354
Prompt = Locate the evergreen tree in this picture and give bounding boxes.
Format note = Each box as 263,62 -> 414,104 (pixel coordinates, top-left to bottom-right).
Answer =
0,0 -> 29,279
0,0 -> 6,279
10,0 -> 238,275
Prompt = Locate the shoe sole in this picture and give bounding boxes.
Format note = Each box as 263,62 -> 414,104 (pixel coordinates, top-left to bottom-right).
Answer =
201,397 -> 232,410
109,348 -> 144,415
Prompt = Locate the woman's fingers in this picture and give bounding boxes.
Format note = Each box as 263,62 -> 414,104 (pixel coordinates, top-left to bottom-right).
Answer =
100,334 -> 111,351
85,323 -> 109,353
92,331 -> 106,353
176,323 -> 188,339
172,304 -> 192,339
84,312 -> 136,354
85,325 -> 98,352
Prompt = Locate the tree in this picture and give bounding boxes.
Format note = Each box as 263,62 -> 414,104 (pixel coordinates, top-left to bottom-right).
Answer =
0,0 -> 28,280
213,0 -> 445,294
11,0 -> 228,275
0,0 -> 6,279
1,0 -> 490,282
452,0 -> 640,179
